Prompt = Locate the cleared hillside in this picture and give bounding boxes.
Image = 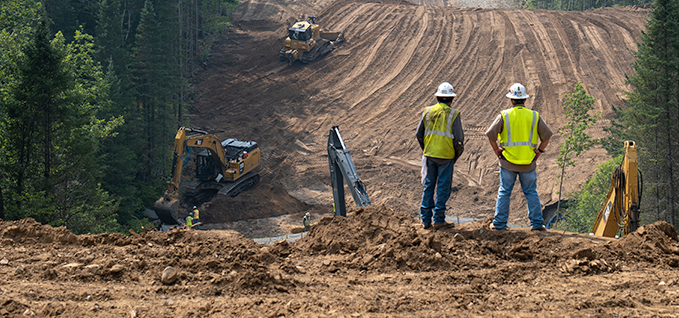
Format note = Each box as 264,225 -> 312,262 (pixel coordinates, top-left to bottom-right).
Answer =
191,0 -> 649,231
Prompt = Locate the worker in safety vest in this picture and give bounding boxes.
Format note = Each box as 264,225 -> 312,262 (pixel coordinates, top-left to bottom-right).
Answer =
186,211 -> 195,227
303,212 -> 311,232
485,83 -> 553,231
192,206 -> 200,229
416,82 -> 464,230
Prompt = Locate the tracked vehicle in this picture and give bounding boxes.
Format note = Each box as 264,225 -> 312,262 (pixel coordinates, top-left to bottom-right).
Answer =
279,15 -> 343,64
154,127 -> 261,225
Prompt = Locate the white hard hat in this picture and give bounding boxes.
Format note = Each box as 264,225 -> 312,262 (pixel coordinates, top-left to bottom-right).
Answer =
434,82 -> 457,97
193,206 -> 197,209
305,212 -> 310,216
506,83 -> 529,99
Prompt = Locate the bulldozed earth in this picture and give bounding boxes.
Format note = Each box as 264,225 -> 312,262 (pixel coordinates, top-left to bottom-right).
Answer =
2,206 -> 679,317
3,0 -> 677,316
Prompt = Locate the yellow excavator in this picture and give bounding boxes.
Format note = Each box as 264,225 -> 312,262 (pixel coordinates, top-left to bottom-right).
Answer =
153,127 -> 261,225
279,15 -> 343,65
591,141 -> 642,238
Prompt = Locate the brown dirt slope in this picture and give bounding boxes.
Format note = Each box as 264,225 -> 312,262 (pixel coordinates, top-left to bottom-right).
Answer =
192,0 -> 649,229
2,206 -> 679,316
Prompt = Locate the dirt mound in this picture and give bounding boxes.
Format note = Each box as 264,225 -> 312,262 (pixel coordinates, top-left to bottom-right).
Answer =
2,207 -> 679,316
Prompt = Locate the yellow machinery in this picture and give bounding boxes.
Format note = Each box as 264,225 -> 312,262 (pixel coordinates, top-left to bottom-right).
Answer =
154,127 -> 261,224
279,15 -> 343,64
591,141 -> 642,237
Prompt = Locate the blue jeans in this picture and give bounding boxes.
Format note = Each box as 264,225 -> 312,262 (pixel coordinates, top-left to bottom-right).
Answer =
420,158 -> 454,226
493,167 -> 544,229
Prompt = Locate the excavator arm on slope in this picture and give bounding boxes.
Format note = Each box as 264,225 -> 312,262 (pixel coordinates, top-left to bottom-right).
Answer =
591,141 -> 643,238
328,126 -> 371,217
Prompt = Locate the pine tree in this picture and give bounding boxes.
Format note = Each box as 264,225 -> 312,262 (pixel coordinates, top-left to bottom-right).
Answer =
3,20 -> 122,233
623,0 -> 679,228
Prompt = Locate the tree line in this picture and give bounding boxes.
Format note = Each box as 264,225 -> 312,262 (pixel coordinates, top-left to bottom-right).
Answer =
0,0 -> 236,234
524,0 -> 650,11
557,0 -> 679,233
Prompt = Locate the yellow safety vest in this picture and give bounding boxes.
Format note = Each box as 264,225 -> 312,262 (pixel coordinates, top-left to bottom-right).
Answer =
422,103 -> 460,159
499,106 -> 539,165
193,209 -> 200,219
186,216 -> 194,227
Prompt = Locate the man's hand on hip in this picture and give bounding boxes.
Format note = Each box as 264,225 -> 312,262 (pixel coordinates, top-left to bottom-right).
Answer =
494,147 -> 504,159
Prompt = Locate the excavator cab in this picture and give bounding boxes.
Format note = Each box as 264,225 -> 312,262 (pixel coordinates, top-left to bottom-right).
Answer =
195,150 -> 217,181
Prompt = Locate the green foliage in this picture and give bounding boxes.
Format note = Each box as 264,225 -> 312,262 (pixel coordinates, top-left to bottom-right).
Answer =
2,0 -> 241,233
619,0 -> 679,227
557,82 -> 600,173
522,0 -> 649,11
554,82 -> 600,222
1,18 -> 122,234
554,155 -> 622,233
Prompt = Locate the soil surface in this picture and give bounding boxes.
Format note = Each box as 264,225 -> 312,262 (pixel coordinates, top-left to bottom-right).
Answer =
2,0 -> 669,317
2,207 -> 679,317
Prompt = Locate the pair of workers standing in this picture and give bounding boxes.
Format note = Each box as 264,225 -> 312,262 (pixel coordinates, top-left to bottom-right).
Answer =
416,82 -> 552,231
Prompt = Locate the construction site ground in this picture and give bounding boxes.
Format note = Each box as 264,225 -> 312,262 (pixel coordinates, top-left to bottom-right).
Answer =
3,0 -> 677,316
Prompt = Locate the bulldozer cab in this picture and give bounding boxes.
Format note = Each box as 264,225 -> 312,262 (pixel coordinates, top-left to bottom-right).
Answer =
288,22 -> 314,42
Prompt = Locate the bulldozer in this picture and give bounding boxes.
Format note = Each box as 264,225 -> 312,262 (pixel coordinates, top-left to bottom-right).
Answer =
279,15 -> 343,65
153,127 -> 261,225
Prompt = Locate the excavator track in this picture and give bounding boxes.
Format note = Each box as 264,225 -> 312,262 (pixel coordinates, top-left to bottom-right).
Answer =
217,172 -> 260,197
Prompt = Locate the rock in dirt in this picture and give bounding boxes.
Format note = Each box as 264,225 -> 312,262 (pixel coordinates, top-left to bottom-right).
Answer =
110,264 -> 124,274
161,266 -> 178,285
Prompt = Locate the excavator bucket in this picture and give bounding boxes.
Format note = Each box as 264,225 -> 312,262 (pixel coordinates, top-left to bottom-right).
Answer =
153,197 -> 182,225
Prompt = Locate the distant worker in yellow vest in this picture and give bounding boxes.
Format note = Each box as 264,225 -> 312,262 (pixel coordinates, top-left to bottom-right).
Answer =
303,212 -> 311,232
416,82 -> 464,230
485,83 -> 553,231
192,206 -> 200,230
186,211 -> 195,227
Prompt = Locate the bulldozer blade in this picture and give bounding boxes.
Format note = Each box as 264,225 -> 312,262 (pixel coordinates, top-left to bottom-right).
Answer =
154,197 -> 182,225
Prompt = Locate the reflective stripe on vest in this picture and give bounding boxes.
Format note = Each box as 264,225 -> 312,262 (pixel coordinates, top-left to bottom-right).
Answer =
422,103 -> 459,159
499,107 -> 539,165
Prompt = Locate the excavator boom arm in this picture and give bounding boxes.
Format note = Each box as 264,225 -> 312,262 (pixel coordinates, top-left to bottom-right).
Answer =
167,128 -> 227,197
328,126 -> 371,217
591,141 -> 641,237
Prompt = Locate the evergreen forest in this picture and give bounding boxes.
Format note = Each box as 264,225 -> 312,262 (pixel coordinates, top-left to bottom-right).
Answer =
0,0 -> 237,234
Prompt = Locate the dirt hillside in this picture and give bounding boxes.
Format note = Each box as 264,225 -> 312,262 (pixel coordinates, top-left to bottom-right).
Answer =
2,206 -> 679,316
188,0 -> 649,233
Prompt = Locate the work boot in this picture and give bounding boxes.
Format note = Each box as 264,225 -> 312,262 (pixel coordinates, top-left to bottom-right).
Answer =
531,225 -> 546,231
433,221 -> 455,229
489,223 -> 507,231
